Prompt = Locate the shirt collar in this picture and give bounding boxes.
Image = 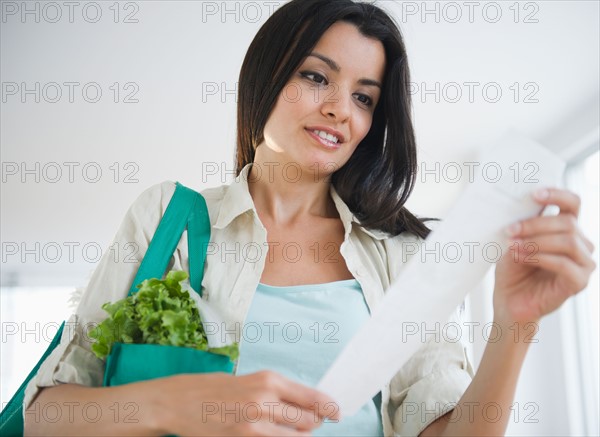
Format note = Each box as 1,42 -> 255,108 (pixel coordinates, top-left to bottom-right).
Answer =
214,163 -> 257,229
329,184 -> 390,240
214,162 -> 389,240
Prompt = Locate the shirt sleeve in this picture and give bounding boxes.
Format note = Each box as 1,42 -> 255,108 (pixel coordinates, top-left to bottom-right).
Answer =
382,222 -> 475,437
22,181 -> 183,412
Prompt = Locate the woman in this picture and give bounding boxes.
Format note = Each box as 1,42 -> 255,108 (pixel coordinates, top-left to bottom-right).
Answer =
24,0 -> 595,436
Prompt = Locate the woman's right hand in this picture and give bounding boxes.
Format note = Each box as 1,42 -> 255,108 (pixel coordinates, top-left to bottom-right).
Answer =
24,370 -> 339,436
153,370 -> 341,436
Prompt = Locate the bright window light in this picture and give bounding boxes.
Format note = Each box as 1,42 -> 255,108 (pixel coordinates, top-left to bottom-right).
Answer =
0,287 -> 74,405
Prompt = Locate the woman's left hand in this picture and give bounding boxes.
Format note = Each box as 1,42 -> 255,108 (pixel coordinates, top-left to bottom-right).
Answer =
493,187 -> 596,325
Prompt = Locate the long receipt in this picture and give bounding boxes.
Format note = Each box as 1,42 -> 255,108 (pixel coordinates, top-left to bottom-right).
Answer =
317,130 -> 566,416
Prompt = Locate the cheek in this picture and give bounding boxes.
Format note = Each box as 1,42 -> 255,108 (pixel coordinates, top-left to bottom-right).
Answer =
288,84 -> 320,119
270,86 -> 308,127
280,82 -> 306,106
264,97 -> 292,138
354,113 -> 374,143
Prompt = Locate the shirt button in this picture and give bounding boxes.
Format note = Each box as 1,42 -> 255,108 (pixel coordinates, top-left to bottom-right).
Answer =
356,267 -> 365,278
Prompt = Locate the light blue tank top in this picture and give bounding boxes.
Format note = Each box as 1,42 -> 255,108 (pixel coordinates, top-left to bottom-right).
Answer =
235,279 -> 383,436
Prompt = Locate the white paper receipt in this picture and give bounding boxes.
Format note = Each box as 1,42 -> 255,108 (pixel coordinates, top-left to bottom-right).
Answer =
317,129 -> 566,417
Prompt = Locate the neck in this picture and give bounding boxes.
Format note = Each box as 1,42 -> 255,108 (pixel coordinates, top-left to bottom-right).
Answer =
247,147 -> 337,226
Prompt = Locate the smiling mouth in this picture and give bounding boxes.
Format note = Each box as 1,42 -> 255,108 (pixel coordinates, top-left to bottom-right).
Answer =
305,129 -> 342,149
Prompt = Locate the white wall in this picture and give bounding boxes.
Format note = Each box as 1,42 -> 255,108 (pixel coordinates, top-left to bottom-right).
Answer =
2,1 -> 599,286
1,1 -> 599,434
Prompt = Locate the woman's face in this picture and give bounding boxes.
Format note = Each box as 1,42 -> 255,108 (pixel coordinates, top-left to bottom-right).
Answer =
260,21 -> 386,179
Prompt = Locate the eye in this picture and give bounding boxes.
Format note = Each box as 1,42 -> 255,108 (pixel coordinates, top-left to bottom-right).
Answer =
300,71 -> 328,85
354,93 -> 373,107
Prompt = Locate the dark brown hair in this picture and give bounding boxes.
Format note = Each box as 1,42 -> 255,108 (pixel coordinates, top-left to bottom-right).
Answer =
236,0 -> 433,238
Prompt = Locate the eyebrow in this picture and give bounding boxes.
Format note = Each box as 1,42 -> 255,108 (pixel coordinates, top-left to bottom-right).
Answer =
308,52 -> 382,89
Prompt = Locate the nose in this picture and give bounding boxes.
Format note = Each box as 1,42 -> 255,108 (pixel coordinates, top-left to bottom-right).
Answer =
320,83 -> 351,122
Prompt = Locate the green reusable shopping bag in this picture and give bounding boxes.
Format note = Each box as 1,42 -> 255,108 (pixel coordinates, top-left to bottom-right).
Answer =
0,182 -> 231,436
103,343 -> 234,386
102,182 -> 235,386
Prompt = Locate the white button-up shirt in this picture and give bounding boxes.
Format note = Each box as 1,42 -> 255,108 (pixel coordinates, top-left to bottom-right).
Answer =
24,163 -> 474,436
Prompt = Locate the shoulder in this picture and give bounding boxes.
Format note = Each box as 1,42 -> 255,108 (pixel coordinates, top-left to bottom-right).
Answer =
128,180 -> 233,226
107,181 -> 179,243
199,183 -> 230,226
128,180 -> 177,214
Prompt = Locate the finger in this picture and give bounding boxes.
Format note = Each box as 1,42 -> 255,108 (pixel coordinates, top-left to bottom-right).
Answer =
532,188 -> 581,216
236,420 -> 311,437
582,234 -> 596,253
194,398 -> 317,433
269,376 -> 341,421
508,214 -> 578,238
522,253 -> 591,293
260,421 -> 312,437
509,234 -> 593,267
280,391 -> 341,422
264,401 -> 322,431
505,214 -> 594,253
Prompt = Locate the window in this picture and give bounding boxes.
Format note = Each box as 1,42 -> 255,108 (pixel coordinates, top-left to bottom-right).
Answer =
469,147 -> 599,436
0,286 -> 73,405
563,149 -> 599,435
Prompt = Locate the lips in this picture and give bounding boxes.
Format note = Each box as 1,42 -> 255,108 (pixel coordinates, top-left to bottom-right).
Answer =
305,128 -> 342,150
305,125 -> 346,144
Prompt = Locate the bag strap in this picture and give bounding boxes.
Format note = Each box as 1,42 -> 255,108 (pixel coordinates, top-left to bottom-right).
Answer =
128,182 -> 210,297
187,191 -> 210,295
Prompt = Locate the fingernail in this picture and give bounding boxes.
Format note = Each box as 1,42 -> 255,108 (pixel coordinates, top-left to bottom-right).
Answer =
534,188 -> 549,200
505,222 -> 521,236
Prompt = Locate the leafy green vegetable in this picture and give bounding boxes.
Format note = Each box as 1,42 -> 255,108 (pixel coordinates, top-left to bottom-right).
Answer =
88,270 -> 238,362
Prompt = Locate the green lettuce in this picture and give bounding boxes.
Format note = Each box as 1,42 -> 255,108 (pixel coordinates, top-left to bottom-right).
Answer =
88,270 -> 238,362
